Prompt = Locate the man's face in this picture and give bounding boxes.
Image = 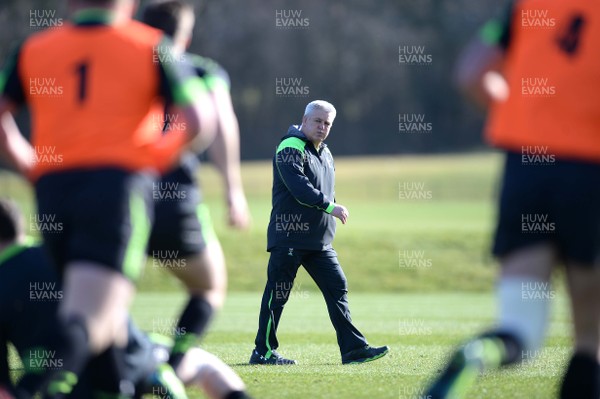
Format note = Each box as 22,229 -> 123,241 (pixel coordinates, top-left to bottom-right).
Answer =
301,110 -> 335,146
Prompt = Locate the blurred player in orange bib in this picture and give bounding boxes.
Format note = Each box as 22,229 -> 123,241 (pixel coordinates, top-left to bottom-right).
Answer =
0,0 -> 216,397
426,1 -> 600,398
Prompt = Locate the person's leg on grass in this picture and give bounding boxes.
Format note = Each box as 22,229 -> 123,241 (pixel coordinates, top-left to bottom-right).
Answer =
426,243 -> 556,398
17,170 -> 154,399
32,263 -> 135,399
559,262 -> 600,399
250,247 -> 301,364
177,347 -> 252,399
166,238 -> 227,370
302,249 -> 387,364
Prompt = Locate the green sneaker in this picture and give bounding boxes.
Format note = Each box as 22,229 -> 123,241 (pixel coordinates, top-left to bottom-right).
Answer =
341,345 -> 389,364
249,349 -> 297,365
426,338 -> 505,399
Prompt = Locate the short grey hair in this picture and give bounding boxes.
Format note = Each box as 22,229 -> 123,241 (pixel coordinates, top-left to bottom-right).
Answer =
304,100 -> 336,119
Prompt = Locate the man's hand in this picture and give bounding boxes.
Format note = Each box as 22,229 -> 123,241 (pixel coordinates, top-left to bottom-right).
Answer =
0,98 -> 34,177
227,189 -> 251,229
331,204 -> 349,225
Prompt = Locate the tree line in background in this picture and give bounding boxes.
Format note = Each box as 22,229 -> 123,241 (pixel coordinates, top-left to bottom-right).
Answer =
0,0 -> 506,160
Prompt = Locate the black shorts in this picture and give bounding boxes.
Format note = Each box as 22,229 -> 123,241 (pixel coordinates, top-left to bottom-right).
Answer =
493,152 -> 600,265
147,171 -> 216,259
34,168 -> 155,281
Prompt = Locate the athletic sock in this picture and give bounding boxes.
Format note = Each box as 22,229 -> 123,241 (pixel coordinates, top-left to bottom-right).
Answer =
91,345 -> 135,397
497,277 -> 550,357
560,352 -> 600,399
169,295 -> 213,370
25,315 -> 90,399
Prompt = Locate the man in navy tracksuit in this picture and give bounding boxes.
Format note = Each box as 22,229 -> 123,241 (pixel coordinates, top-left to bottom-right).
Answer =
249,100 -> 389,365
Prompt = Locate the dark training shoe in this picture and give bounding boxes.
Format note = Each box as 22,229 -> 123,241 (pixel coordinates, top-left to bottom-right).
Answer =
342,345 -> 389,364
249,349 -> 297,365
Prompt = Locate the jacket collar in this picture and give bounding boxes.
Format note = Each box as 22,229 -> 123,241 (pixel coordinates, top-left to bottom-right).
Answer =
71,8 -> 117,26
284,125 -> 328,153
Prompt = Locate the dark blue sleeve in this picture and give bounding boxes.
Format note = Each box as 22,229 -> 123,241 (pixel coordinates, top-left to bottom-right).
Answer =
0,330 -> 9,388
498,1 -> 514,50
275,148 -> 334,213
0,42 -> 26,106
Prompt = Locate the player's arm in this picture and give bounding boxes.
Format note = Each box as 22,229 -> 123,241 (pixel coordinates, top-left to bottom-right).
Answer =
0,100 -> 33,177
154,39 -> 217,169
204,73 -> 250,229
0,44 -> 34,177
454,3 -> 514,108
176,84 -> 217,153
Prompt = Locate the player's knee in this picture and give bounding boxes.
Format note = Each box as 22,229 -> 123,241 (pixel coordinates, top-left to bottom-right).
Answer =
189,348 -> 246,393
204,289 -> 226,310
179,253 -> 227,294
84,313 -> 128,353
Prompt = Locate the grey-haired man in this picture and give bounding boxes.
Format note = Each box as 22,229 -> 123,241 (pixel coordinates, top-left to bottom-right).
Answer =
249,100 -> 389,365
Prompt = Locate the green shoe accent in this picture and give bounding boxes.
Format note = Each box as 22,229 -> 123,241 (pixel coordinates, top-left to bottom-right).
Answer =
344,350 -> 388,365
444,359 -> 479,399
47,371 -> 78,395
479,337 -> 506,369
264,290 -> 274,359
172,332 -> 199,356
436,338 -> 506,399
152,363 -> 188,399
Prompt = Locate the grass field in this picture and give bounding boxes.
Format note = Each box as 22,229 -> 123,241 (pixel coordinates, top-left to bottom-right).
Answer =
1,154 -> 574,398
6,291 -> 573,398
129,291 -> 571,399
1,153 -> 505,292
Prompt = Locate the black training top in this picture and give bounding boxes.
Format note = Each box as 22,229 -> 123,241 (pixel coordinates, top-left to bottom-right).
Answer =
267,125 -> 337,251
0,241 -> 60,387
